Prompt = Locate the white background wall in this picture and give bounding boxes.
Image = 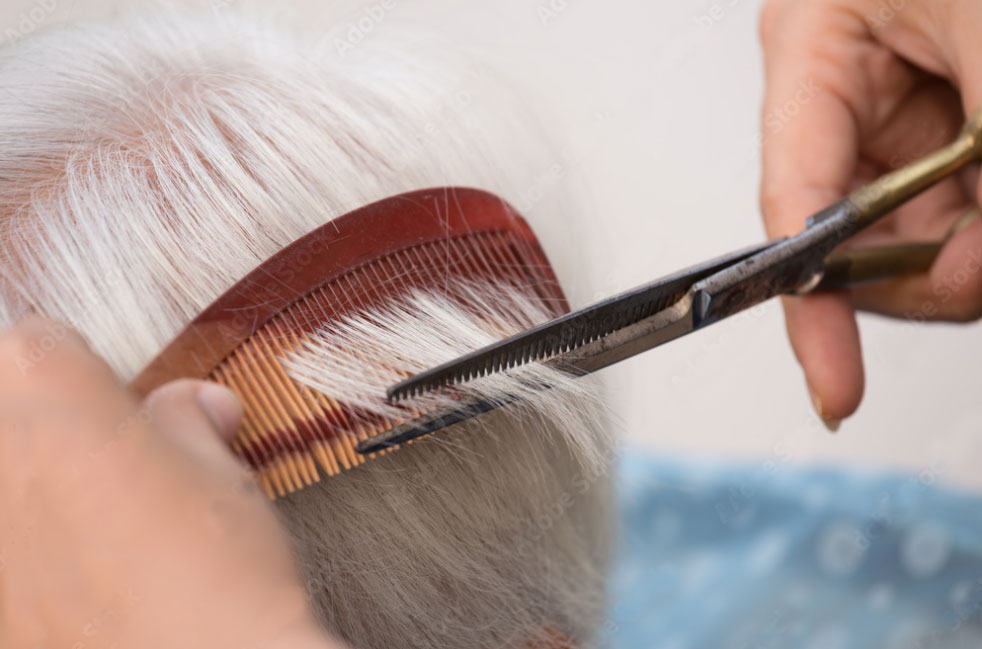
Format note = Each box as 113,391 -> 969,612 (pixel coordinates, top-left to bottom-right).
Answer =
3,0 -> 979,489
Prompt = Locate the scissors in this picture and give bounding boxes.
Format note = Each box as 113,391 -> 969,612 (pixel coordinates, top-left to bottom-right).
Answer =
356,109 -> 982,454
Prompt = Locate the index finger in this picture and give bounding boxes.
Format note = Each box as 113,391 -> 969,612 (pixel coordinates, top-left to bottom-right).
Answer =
759,2 -> 871,421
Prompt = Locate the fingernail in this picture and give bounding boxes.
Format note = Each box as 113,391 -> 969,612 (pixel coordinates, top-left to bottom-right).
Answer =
196,382 -> 243,442
810,391 -> 841,433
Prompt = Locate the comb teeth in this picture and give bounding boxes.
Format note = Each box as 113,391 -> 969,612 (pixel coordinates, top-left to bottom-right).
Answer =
208,230 -> 566,499
130,189 -> 569,499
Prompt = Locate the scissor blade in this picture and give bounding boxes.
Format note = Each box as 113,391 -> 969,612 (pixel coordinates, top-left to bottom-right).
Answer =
358,293 -> 695,453
386,239 -> 776,403
355,396 -> 511,454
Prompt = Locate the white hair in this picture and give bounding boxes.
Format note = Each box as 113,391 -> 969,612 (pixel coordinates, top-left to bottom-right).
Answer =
0,11 -> 613,649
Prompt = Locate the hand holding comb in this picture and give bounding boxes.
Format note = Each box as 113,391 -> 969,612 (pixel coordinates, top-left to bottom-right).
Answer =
132,188 -> 571,498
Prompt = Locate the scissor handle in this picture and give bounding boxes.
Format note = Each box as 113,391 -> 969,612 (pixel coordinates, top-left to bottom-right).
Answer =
845,109 -> 982,230
810,207 -> 980,291
813,242 -> 942,290
805,108 -> 982,243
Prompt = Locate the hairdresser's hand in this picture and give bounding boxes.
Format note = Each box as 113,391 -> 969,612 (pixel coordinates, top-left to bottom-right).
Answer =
759,0 -> 982,427
0,318 -> 344,649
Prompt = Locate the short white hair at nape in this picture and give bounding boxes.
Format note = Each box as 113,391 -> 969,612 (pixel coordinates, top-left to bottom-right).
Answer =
0,10 -> 615,649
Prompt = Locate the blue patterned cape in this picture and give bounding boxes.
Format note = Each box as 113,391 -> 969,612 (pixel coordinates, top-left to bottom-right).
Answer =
608,452 -> 982,649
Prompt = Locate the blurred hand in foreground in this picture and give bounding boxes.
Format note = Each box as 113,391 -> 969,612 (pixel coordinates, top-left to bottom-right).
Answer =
0,317 -> 344,649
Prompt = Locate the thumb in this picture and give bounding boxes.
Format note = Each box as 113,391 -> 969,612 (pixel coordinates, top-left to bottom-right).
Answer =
144,379 -> 244,468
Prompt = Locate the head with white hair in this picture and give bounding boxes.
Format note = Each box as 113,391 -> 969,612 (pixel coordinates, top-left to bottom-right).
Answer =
0,11 -> 614,649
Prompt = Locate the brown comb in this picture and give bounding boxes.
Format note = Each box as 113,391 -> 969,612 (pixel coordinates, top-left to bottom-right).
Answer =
130,187 -> 568,499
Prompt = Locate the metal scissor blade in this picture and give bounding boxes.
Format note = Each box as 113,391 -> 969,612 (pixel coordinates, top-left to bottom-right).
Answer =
357,293 -> 695,454
355,396 -> 512,454
386,239 -> 777,403
358,242 -> 776,454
